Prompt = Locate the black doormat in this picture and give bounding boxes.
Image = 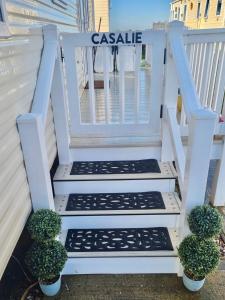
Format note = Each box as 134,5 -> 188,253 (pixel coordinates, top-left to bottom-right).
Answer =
65,227 -> 173,252
66,191 -> 165,211
70,159 -> 161,175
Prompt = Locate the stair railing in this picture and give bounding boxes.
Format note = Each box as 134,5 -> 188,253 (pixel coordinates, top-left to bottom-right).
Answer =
162,22 -> 217,234
17,25 -> 70,211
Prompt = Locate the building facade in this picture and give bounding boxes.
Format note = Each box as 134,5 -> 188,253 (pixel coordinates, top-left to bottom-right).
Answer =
93,0 -> 110,31
170,0 -> 225,29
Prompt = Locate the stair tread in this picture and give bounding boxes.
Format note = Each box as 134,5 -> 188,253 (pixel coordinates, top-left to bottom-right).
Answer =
60,228 -> 179,258
55,192 -> 181,216
54,161 -> 177,181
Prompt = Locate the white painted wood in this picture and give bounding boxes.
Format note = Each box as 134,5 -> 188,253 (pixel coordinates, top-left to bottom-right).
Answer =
118,46 -> 125,123
168,22 -> 201,120
70,146 -> 161,161
214,43 -> 225,113
135,44 -> 142,122
182,110 -> 216,213
53,179 -> 176,195
162,35 -> 179,162
63,257 -> 179,274
211,138 -> 225,206
61,214 -> 180,230
31,25 -> 58,126
51,52 -> 72,164
61,30 -> 166,47
54,162 -> 177,182
62,30 -> 166,137
55,192 -> 181,216
17,113 -> 55,211
70,135 -> 161,148
87,46 -> 96,123
62,40 -> 81,134
167,108 -> 185,183
103,47 -> 110,123
149,36 -> 165,133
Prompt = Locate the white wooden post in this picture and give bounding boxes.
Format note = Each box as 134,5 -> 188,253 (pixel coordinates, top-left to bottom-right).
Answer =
161,23 -> 180,162
149,33 -> 166,134
51,53 -> 72,165
182,110 -> 216,212
17,114 -> 55,211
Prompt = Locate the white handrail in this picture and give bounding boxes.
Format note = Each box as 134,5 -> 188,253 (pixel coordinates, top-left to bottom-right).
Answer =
168,22 -> 215,122
31,25 -> 58,126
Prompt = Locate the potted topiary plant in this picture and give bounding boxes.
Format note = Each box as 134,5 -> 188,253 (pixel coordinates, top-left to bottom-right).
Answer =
178,205 -> 223,291
188,205 -> 223,239
27,209 -> 61,242
25,240 -> 67,296
178,235 -> 220,291
25,209 -> 67,296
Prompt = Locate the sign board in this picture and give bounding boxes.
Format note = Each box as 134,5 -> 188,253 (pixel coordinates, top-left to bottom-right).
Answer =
91,32 -> 143,45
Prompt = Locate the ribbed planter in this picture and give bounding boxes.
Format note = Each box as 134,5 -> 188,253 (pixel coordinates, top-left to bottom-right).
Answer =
183,273 -> 205,292
39,276 -> 61,296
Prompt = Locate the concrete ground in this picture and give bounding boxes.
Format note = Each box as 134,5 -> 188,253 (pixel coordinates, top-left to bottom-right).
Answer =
43,272 -> 225,300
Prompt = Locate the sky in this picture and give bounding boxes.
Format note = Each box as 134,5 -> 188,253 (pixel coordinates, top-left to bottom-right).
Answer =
110,0 -> 171,31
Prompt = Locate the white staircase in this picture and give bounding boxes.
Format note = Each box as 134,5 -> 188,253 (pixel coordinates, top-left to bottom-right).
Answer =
53,150 -> 181,274
17,23 -> 224,277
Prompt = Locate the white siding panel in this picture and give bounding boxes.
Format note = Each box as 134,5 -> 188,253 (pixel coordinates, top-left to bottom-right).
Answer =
0,32 -> 43,278
6,0 -> 81,34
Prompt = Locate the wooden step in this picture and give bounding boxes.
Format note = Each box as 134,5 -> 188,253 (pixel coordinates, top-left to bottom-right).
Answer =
54,160 -> 177,182
60,228 -> 179,274
55,192 -> 181,216
60,228 -> 179,258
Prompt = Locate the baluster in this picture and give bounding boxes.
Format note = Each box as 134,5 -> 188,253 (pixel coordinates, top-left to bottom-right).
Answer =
135,44 -> 142,123
103,47 -> 110,123
87,46 -> 96,123
119,46 -> 125,123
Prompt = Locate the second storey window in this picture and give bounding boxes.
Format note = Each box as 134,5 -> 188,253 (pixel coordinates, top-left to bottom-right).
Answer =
204,0 -> 210,17
216,0 -> 222,15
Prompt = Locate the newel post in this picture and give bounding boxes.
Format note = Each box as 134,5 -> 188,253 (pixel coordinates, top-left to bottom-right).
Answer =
17,114 -> 55,211
182,109 -> 216,216
161,22 -> 184,161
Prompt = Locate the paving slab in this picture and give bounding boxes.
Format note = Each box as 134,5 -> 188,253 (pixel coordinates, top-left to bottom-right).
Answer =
43,272 -> 225,300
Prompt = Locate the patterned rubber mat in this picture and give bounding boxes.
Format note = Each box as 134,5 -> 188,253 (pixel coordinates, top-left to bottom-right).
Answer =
66,191 -> 165,211
65,227 -> 173,252
70,159 -> 161,175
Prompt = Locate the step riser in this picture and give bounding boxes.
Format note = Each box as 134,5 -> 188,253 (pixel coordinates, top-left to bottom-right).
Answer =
71,147 -> 161,162
61,215 -> 180,230
54,179 -> 176,195
63,257 -> 179,275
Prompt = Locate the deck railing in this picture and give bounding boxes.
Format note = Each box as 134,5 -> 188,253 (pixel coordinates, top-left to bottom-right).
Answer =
162,22 -> 217,236
17,25 -> 71,211
163,22 -> 225,209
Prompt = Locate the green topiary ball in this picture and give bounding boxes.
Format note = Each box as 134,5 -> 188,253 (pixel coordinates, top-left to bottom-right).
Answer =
25,240 -> 67,282
188,205 -> 223,239
178,235 -> 220,280
27,209 -> 61,242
